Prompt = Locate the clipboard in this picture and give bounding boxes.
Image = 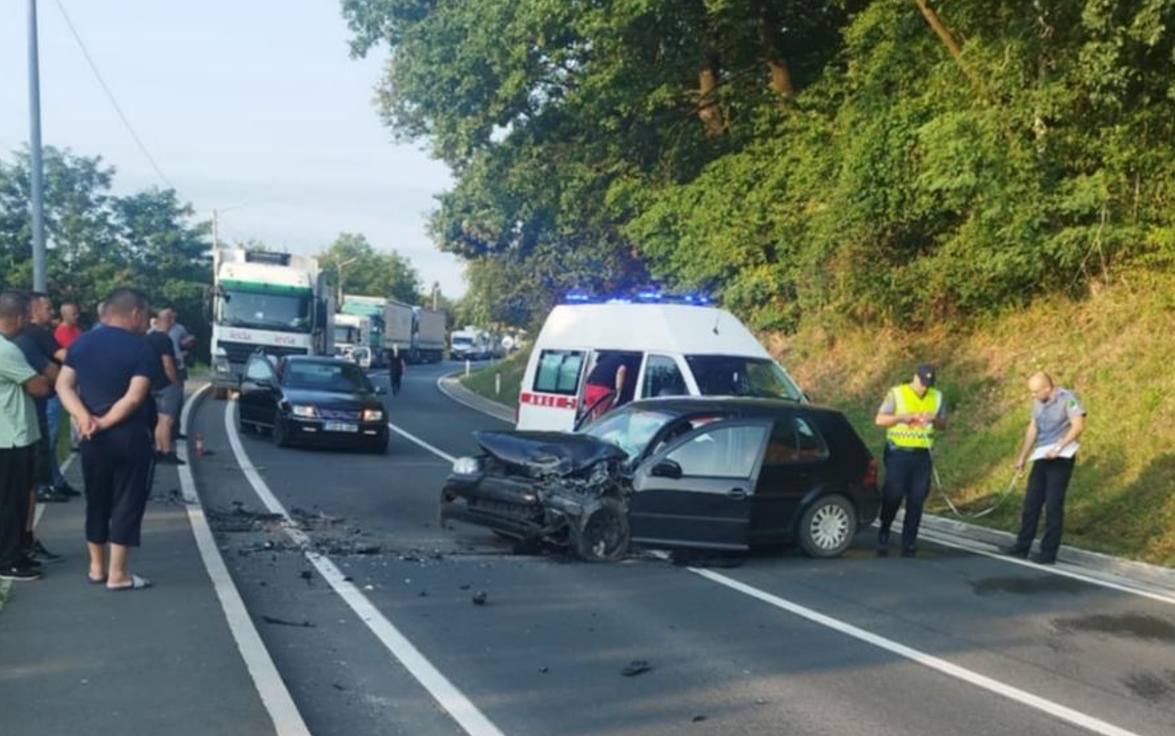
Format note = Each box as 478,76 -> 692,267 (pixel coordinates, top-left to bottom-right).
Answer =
1030,441 -> 1079,461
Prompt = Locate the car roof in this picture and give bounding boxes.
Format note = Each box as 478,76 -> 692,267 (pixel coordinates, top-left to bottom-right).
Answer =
621,395 -> 843,418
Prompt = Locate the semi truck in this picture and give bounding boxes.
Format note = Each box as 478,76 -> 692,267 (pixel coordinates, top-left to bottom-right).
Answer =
333,313 -> 373,368
210,248 -> 333,399
339,295 -> 388,367
381,299 -> 415,361
411,306 -> 446,363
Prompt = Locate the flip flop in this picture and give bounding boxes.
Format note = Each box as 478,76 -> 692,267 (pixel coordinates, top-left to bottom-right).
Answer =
87,574 -> 107,584
106,574 -> 152,591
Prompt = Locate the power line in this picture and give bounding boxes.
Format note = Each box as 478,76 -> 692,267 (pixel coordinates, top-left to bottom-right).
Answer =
51,0 -> 174,190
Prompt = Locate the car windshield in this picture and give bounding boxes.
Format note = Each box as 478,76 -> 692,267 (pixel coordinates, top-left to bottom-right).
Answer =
282,361 -> 372,393
582,405 -> 678,461
685,356 -> 804,401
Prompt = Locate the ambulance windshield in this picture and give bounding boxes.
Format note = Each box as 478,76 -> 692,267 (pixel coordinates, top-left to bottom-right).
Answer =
685,356 -> 804,401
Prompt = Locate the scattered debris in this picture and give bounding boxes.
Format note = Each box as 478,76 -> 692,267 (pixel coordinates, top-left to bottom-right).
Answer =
332,683 -> 346,691
260,615 -> 315,628
460,584 -> 471,590
691,715 -> 707,723
472,591 -> 488,605
299,570 -> 313,581
621,660 -> 651,677
539,666 -> 549,674
418,589 -> 428,597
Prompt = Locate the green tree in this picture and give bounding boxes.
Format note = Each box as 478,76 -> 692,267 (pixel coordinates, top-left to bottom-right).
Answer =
318,232 -> 424,305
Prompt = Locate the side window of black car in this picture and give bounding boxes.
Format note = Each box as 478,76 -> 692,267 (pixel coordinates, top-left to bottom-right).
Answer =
664,424 -> 767,478
764,415 -> 829,464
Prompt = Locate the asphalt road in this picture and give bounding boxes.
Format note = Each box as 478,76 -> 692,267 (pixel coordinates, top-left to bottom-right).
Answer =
188,362 -> 1175,736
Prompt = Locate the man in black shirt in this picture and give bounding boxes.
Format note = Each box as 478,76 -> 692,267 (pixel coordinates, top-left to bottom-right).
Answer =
146,307 -> 183,464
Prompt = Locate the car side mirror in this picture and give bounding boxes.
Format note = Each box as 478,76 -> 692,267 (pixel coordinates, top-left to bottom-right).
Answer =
650,460 -> 682,479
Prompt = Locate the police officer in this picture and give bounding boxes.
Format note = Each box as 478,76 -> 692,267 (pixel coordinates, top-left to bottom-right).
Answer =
875,363 -> 947,557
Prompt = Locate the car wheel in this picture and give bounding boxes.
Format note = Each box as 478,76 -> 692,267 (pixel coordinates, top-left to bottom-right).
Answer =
213,386 -> 229,401
571,498 -> 630,563
272,412 -> 290,448
798,494 -> 857,558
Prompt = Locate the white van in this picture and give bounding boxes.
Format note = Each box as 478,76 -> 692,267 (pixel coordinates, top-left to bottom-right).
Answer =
516,301 -> 806,431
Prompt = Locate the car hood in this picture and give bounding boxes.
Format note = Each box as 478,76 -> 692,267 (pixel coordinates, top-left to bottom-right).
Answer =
473,430 -> 628,476
282,387 -> 382,408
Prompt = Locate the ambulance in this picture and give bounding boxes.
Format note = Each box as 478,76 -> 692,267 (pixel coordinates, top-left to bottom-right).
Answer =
516,296 -> 806,431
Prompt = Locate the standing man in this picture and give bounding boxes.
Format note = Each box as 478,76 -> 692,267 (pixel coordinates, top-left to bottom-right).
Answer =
874,362 -> 947,558
167,315 -> 195,441
387,347 -> 405,396
56,287 -> 159,590
53,301 -> 85,453
147,306 -> 183,464
24,293 -> 77,499
0,291 -> 53,581
1003,372 -> 1086,564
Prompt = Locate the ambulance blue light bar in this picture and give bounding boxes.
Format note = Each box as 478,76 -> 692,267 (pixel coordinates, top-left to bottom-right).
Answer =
561,291 -> 711,305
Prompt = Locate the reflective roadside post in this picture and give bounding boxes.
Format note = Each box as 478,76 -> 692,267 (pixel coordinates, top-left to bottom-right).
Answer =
465,359 -> 471,377
495,371 -> 501,396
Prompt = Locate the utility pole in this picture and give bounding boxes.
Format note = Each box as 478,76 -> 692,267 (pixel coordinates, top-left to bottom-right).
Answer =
28,0 -> 47,291
212,209 -> 219,251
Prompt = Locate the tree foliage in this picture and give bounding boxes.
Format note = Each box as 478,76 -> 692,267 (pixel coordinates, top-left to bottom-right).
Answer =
0,146 -> 212,353
345,0 -> 1175,329
318,232 -> 424,305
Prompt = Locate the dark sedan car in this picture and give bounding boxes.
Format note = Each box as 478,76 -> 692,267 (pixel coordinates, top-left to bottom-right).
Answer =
237,353 -> 389,453
440,397 -> 879,561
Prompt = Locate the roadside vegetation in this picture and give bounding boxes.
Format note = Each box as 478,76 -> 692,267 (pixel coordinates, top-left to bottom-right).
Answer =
462,270 -> 1175,566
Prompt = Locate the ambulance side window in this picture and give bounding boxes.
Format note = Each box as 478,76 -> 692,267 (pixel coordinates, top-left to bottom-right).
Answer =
533,350 -> 585,395
642,354 -> 686,398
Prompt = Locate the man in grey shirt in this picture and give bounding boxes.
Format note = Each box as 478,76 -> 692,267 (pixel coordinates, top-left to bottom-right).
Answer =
167,319 -> 195,441
1003,371 -> 1087,564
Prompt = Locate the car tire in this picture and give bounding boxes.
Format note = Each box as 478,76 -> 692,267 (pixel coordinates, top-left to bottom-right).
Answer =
213,386 -> 229,401
571,498 -> 630,563
272,412 -> 290,448
797,494 -> 857,558
236,412 -> 251,435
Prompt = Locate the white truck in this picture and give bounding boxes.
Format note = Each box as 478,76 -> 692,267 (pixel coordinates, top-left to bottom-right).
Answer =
210,248 -> 333,399
333,313 -> 373,368
411,306 -> 446,363
340,295 -> 393,367
449,326 -> 494,361
381,299 -> 415,362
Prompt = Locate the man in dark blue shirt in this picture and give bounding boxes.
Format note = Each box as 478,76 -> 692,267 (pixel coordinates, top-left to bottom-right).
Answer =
57,287 -> 160,590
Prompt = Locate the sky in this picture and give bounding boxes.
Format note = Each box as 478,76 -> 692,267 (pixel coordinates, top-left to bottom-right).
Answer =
0,0 -> 466,298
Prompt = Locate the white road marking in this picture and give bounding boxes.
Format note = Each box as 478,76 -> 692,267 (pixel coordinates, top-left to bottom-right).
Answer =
180,386 -> 311,736
386,421 -> 456,464
917,529 -> 1175,607
689,566 -> 1143,736
224,401 -> 505,736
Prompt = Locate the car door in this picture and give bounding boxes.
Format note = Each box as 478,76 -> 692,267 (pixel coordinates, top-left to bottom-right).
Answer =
628,419 -> 770,550
238,355 -> 279,427
748,412 -> 832,545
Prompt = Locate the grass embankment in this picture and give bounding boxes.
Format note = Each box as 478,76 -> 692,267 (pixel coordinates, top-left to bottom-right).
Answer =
461,274 -> 1175,567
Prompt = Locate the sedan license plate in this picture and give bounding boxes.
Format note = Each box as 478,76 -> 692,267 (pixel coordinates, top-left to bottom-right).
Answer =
324,421 -> 358,433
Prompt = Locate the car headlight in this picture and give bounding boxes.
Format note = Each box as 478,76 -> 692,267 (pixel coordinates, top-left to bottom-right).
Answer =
291,404 -> 317,418
452,456 -> 481,475
362,408 -> 384,422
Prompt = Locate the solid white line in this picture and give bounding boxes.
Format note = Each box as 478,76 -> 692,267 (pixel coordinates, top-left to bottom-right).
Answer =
917,529 -> 1175,607
180,386 -> 311,736
224,401 -> 505,736
689,566 -> 1143,736
386,421 -> 456,464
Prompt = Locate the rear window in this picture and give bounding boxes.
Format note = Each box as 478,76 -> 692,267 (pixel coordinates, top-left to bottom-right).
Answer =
533,349 -> 585,396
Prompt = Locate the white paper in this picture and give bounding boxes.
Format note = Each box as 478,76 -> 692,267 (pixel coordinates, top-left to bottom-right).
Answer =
1030,441 -> 1079,461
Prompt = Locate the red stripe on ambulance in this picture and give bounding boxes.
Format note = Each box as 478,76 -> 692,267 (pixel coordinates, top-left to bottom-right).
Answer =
519,392 -> 578,409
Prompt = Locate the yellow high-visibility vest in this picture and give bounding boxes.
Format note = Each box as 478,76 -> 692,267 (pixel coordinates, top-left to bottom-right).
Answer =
886,384 -> 942,449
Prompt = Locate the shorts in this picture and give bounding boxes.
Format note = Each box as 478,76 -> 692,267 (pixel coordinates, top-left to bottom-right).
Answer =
154,383 -> 183,418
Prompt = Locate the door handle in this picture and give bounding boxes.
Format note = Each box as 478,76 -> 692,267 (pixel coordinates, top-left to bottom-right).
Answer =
727,487 -> 747,500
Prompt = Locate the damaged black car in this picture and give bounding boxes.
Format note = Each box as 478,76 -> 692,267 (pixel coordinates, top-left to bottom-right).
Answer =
439,397 -> 880,562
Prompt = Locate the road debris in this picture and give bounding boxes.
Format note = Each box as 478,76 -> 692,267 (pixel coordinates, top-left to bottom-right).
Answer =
472,591 -> 488,605
260,615 -> 315,628
621,660 -> 651,677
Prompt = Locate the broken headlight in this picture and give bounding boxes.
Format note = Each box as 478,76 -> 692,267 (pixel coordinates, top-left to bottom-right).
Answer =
452,456 -> 481,475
